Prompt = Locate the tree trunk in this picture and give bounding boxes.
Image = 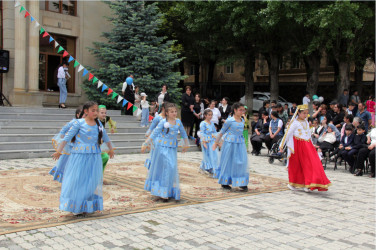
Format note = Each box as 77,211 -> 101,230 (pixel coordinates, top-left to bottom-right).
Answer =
268,53 -> 279,102
194,63 -> 200,94
354,66 -> 363,97
304,51 -> 320,114
207,59 -> 216,98
244,52 -> 255,113
337,60 -> 351,99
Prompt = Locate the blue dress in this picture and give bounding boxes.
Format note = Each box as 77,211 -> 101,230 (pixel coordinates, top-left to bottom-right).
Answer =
60,119 -> 110,213
218,117 -> 249,187
144,118 -> 188,200
50,119 -> 76,183
144,115 -> 163,169
199,121 -> 220,178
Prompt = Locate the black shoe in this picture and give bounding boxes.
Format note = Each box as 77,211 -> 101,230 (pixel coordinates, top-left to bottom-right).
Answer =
239,186 -> 248,192
162,198 -> 169,203
355,170 -> 363,176
369,173 -> 375,178
255,151 -> 260,156
221,185 -> 232,190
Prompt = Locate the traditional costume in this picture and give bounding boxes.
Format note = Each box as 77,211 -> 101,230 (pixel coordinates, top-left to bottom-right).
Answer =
143,118 -> 189,200
144,114 -> 164,169
199,120 -> 220,178
280,104 -> 331,191
216,117 -> 249,188
59,119 -> 110,213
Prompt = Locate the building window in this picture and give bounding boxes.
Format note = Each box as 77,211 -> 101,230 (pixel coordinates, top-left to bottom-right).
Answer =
40,0 -> 77,16
189,65 -> 195,75
225,63 -> 234,74
39,34 -> 76,93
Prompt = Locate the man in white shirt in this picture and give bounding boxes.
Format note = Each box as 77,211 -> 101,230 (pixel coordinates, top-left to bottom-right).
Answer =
57,62 -> 68,108
302,93 -> 310,105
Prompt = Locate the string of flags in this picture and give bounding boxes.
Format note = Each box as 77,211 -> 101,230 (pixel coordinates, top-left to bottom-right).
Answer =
15,0 -> 154,121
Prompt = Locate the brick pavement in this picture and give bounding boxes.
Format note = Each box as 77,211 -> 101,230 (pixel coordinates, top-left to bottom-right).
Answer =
0,152 -> 374,249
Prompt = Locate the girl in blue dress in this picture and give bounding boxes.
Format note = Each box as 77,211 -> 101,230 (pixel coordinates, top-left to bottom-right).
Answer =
52,101 -> 114,216
144,102 -> 166,169
50,107 -> 82,182
141,103 -> 189,202
213,102 -> 249,191
199,109 -> 220,178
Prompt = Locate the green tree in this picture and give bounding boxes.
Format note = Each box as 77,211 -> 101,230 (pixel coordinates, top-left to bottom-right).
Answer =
82,1 -> 184,109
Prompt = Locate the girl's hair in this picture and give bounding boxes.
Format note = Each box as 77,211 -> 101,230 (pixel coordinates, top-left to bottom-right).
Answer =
270,111 -> 279,119
195,93 -> 201,99
210,100 -> 216,106
229,102 -> 244,117
320,104 -> 327,110
164,103 -> 177,134
73,101 -> 102,145
75,106 -> 82,119
203,109 -> 213,118
162,84 -> 168,90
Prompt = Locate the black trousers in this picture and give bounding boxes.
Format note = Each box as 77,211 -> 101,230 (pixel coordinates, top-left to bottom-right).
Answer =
264,135 -> 282,151
190,116 -> 201,138
355,147 -> 375,172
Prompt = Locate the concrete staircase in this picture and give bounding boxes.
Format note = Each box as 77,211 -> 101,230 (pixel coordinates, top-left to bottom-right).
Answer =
0,107 -> 198,160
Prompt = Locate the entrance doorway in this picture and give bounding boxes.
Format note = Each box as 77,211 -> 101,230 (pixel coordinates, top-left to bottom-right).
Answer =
47,55 -> 61,91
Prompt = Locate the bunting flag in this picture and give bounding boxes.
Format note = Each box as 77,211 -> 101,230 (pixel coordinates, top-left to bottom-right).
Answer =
57,46 -> 64,53
107,88 -> 113,96
68,56 -> 74,63
111,92 -> 118,100
97,80 -> 103,89
30,16 -> 35,22
20,6 -> 25,13
54,41 -> 59,48
101,84 -> 108,92
49,37 -> 54,43
127,102 -> 133,110
42,32 -> 49,38
93,77 -> 98,84
40,27 -> 45,34
117,96 -> 124,104
15,1 -> 21,7
82,69 -> 88,77
63,51 -> 69,58
78,65 -> 84,72
88,73 -> 94,81
34,21 -> 39,28
73,61 -> 80,68
148,115 -> 154,122
24,12 -> 30,18
122,99 -> 128,107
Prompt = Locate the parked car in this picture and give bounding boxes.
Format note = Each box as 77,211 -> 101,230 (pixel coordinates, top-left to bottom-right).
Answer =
240,92 -> 292,112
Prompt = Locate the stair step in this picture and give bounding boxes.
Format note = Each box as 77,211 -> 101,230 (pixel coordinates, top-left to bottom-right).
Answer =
0,107 -> 124,116
0,127 -> 148,134
0,119 -> 141,127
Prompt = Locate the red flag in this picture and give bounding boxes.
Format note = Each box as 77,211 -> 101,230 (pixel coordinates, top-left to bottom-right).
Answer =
88,73 -> 94,81
148,115 -> 153,122
63,51 -> 69,58
107,88 -> 113,96
24,12 -> 30,18
127,102 -> 133,110
42,32 -> 49,38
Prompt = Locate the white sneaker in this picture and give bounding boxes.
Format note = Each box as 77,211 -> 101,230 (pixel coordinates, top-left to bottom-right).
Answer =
304,187 -> 311,193
198,168 -> 207,175
287,184 -> 297,191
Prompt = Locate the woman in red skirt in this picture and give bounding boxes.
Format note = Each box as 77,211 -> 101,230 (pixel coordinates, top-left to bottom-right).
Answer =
279,104 -> 331,192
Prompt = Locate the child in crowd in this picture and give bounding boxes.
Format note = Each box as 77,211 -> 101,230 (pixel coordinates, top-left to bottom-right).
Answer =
52,101 -> 114,216
347,103 -> 356,116
289,103 -> 297,117
337,124 -> 355,163
199,109 -> 220,177
50,107 -> 82,182
213,102 -> 249,191
140,93 -> 150,128
141,103 -> 189,202
149,101 -> 157,117
98,105 -> 116,173
342,124 -> 367,174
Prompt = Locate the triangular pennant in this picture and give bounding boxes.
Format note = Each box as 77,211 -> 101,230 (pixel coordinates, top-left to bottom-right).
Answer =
54,41 -> 59,48
97,80 -> 103,89
122,99 -> 128,107
93,77 -> 98,84
82,69 -> 88,77
73,61 -> 80,68
149,115 -> 154,122
49,36 -> 54,43
101,84 -> 108,92
34,21 -> 39,28
30,16 -> 35,22
133,105 -> 138,112
68,56 -> 74,63
15,1 -> 21,8
78,65 -> 84,72
40,27 -> 45,34
57,46 -> 64,53
107,88 -> 113,96
20,6 -> 25,13
117,96 -> 123,104
24,12 -> 30,18
63,51 -> 69,58
111,92 -> 118,100
88,73 -> 94,81
127,102 -> 133,110
42,31 -> 49,38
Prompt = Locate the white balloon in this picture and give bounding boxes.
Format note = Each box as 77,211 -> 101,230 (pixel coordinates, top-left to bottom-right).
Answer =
318,96 -> 324,103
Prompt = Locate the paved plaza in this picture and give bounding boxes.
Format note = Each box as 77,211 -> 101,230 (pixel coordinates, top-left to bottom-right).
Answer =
0,152 -> 374,249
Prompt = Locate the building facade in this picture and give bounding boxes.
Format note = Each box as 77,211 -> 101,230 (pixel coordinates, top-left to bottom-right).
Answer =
1,0 -> 112,107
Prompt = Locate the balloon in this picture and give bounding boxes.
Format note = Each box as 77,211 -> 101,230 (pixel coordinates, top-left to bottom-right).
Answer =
312,95 -> 319,100
318,96 -> 324,103
126,77 -> 133,85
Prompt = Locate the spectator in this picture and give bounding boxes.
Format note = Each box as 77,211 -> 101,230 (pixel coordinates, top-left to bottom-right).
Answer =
181,86 -> 195,136
191,94 -> 204,139
134,86 -> 141,120
353,127 -> 376,177
312,116 -> 328,146
57,62 -> 68,109
347,103 -> 356,116
302,93 -> 310,105
340,114 -> 354,139
332,103 -> 345,128
269,100 -> 277,116
289,102 -> 297,117
156,84 -> 170,112
207,100 -> 221,131
219,97 -> 231,129
350,90 -> 361,114
315,104 -> 332,123
258,100 -> 270,120
251,114 -> 259,135
356,102 -> 372,132
203,97 -> 210,109
338,89 -> 349,106
264,111 -> 283,151
284,104 -> 289,113
366,95 -> 375,127
317,124 -> 339,155
276,103 -> 288,125
328,101 -> 337,119
337,124 -> 355,163
310,118 -> 320,144
251,111 -> 270,156
342,124 -> 367,174
352,116 -> 362,129
312,101 -> 320,113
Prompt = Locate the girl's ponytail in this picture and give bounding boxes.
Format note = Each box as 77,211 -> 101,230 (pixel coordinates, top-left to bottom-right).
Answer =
95,119 -> 103,145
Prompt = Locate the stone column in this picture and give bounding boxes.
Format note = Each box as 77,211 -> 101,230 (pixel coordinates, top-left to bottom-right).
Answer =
28,0 -> 39,92
14,0 -> 27,92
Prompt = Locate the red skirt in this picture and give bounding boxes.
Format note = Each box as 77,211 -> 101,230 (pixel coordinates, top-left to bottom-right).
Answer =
288,137 -> 331,191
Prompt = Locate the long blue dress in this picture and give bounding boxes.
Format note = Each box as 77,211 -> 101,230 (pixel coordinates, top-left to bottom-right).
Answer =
59,119 -> 110,213
144,118 -> 188,200
50,119 -> 76,183
218,117 -> 249,187
199,121 -> 220,178
144,115 -> 163,169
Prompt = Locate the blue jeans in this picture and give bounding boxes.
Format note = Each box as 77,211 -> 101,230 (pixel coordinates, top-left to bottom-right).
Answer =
57,78 -> 67,104
141,108 -> 149,127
